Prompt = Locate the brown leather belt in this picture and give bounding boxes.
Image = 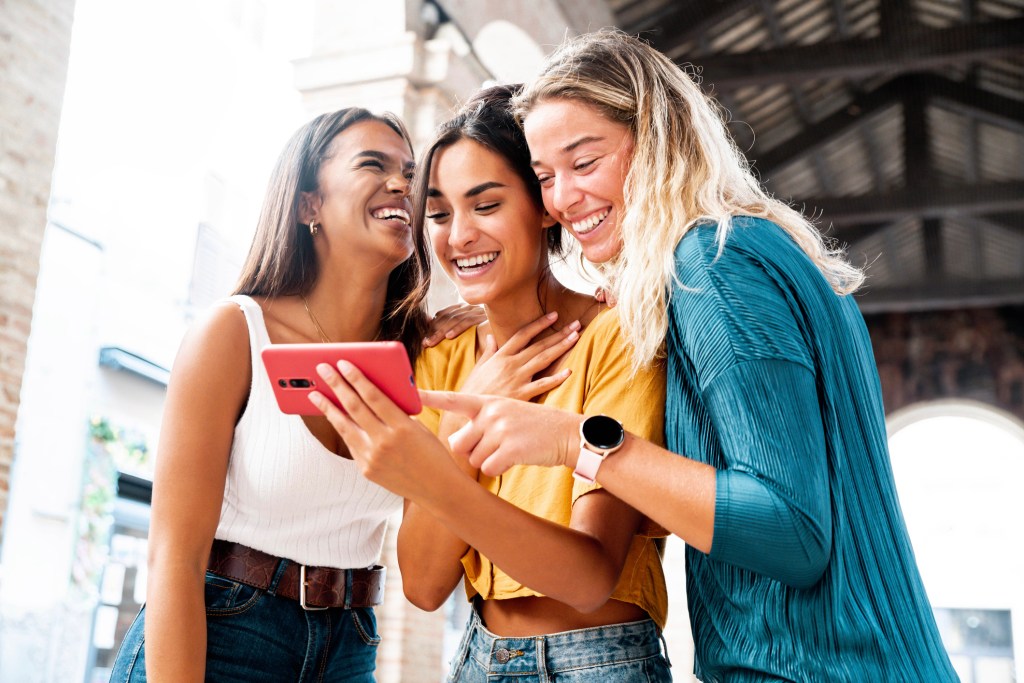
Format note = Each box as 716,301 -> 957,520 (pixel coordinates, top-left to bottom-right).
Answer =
207,540 -> 386,610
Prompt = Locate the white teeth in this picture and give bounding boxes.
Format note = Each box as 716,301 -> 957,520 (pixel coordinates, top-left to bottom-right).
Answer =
455,252 -> 499,269
571,209 -> 609,235
372,207 -> 410,224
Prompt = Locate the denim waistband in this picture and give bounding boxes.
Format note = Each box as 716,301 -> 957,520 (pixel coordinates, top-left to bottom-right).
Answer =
457,606 -> 667,676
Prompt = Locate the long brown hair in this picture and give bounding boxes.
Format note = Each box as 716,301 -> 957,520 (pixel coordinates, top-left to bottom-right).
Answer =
234,108 -> 429,362
406,84 -> 566,308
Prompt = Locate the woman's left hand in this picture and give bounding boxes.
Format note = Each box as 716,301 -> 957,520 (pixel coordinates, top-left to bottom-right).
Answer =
423,303 -> 487,347
308,361 -> 458,500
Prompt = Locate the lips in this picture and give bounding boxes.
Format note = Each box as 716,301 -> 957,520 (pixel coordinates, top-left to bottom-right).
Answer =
569,208 -> 610,235
456,252 -> 499,270
371,206 -> 411,225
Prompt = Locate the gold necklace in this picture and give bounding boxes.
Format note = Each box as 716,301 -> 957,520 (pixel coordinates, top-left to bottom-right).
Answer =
301,295 -> 331,343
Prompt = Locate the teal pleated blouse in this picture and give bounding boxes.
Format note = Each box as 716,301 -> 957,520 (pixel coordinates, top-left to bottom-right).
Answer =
665,217 -> 958,682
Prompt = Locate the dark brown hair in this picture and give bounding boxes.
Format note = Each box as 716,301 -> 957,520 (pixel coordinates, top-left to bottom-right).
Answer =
234,108 -> 429,362
406,84 -> 566,306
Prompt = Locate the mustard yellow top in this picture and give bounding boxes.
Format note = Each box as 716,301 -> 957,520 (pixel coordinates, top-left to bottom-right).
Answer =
415,308 -> 669,629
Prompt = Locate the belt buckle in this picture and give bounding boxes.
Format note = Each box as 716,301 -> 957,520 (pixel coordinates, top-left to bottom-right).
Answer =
299,565 -> 329,611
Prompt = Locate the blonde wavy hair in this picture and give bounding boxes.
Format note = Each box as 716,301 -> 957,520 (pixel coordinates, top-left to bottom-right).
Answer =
513,29 -> 864,368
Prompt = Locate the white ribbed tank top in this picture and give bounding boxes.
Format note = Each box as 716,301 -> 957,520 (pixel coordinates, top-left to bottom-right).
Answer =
214,295 -> 402,568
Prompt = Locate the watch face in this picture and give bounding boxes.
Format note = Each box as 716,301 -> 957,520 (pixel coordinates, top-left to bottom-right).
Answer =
582,415 -> 625,451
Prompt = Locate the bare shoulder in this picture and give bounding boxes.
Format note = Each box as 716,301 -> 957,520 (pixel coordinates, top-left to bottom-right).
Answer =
177,300 -> 250,365
169,299 -> 252,411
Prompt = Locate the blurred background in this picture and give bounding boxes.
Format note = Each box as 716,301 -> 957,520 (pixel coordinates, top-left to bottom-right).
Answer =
1,0 -> 1022,681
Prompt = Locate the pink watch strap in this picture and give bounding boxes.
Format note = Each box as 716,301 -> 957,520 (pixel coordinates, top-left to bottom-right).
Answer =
572,447 -> 605,484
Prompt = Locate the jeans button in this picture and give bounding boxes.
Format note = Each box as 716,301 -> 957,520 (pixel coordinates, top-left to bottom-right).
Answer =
494,648 -> 510,664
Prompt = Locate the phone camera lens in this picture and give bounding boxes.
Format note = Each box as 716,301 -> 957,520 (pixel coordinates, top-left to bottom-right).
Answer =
289,378 -> 312,388
278,379 -> 287,388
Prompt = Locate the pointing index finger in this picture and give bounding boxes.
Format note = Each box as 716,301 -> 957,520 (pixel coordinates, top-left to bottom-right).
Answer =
418,389 -> 484,417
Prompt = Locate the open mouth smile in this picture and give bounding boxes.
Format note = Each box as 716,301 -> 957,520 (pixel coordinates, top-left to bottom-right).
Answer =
454,251 -> 499,272
371,207 -> 411,225
570,209 -> 610,235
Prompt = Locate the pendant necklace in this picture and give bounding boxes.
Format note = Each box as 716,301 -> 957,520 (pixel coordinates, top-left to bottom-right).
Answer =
301,295 -> 331,343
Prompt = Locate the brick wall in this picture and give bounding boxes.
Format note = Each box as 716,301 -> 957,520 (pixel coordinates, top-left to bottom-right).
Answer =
867,305 -> 1024,420
0,0 -> 77,540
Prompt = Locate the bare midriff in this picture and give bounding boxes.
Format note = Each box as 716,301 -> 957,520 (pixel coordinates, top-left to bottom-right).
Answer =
478,595 -> 648,637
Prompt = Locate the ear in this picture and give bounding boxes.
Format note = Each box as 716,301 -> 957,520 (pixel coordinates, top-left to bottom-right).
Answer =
298,191 -> 321,225
541,210 -> 560,230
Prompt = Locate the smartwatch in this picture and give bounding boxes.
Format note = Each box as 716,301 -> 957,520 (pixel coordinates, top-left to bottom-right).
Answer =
572,415 -> 626,484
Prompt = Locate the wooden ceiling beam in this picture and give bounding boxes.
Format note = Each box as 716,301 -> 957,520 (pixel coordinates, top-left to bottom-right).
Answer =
625,0 -> 757,49
855,277 -> 1024,313
920,74 -> 1024,134
688,18 -> 1024,88
826,221 -> 895,245
755,73 -> 1024,176
974,212 -> 1024,236
754,76 -> 910,174
796,181 -> 1024,225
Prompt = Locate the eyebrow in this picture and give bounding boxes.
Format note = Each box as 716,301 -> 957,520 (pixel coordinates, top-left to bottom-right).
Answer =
354,150 -> 415,171
530,135 -> 605,168
427,181 -> 506,199
466,181 -> 505,197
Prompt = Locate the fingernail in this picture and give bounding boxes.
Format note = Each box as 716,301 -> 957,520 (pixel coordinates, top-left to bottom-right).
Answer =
316,363 -> 332,378
566,330 -> 579,342
308,391 -> 325,408
445,331 -> 455,338
568,320 -> 581,331
547,311 -> 558,320
337,360 -> 354,375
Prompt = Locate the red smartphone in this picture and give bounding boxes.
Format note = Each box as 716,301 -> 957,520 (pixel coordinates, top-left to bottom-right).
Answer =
261,341 -> 421,416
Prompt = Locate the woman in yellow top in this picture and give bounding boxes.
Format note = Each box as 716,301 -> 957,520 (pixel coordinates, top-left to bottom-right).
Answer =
310,84 -> 671,681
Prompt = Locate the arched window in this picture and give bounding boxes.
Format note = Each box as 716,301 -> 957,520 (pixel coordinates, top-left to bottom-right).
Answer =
888,400 -> 1024,683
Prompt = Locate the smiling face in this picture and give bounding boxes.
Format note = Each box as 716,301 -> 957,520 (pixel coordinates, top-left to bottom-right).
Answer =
523,98 -> 634,264
424,138 -> 549,307
308,119 -> 416,266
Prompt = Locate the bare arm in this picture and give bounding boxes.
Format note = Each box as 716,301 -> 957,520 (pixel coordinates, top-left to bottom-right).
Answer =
144,303 -> 250,682
424,391 -> 718,554
421,231 -> 838,586
311,359 -> 641,612
399,314 -> 580,610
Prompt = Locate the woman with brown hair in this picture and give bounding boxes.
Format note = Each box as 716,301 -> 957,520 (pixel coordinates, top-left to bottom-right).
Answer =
310,85 -> 671,682
110,107 -> 428,682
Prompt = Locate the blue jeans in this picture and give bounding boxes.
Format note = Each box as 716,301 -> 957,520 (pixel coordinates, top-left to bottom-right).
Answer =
109,566 -> 380,682
448,606 -> 672,682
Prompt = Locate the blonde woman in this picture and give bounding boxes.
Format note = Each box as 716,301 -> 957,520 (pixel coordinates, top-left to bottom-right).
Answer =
423,31 -> 959,682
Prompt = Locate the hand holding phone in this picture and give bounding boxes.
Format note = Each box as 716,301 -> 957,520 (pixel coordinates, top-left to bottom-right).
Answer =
262,341 -> 420,416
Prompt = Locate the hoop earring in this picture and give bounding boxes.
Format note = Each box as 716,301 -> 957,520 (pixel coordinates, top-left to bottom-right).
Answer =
309,220 -> 319,236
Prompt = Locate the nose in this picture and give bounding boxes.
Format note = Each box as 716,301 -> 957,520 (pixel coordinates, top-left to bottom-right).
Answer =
386,172 -> 410,196
448,211 -> 478,250
549,175 -> 582,217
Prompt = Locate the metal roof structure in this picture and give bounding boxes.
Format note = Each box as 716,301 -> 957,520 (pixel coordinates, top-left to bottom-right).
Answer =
612,0 -> 1024,312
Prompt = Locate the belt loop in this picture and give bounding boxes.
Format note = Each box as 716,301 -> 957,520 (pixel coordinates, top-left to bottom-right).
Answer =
536,636 -> 549,683
659,629 -> 673,668
343,568 -> 354,609
266,557 -> 289,596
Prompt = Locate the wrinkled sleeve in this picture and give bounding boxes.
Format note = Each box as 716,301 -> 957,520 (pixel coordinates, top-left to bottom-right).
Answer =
571,313 -> 668,538
673,229 -> 832,588
704,360 -> 831,588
